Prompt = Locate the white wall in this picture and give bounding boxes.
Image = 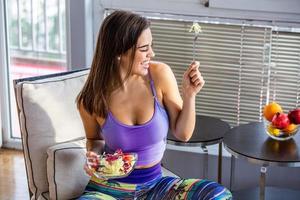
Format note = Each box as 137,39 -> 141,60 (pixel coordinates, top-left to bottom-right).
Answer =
67,0 -> 94,69
93,0 -> 300,32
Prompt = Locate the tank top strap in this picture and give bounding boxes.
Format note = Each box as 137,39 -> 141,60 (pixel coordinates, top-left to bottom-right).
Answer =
148,73 -> 157,98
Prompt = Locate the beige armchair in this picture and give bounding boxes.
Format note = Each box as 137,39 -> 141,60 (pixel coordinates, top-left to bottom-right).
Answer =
14,69 -> 178,200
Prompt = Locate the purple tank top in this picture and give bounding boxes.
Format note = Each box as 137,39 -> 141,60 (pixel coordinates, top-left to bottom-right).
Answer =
101,77 -> 169,167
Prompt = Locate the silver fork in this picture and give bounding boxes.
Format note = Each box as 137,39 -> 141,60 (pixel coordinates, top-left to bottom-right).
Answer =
193,35 -> 198,61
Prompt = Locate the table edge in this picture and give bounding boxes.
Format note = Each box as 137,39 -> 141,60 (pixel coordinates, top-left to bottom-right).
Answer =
167,138 -> 223,147
223,143 -> 300,167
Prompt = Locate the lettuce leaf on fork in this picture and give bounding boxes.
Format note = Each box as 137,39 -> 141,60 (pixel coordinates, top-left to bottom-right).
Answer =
189,22 -> 202,60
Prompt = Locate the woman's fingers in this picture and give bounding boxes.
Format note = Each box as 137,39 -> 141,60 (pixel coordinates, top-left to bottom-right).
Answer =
194,77 -> 204,87
189,69 -> 199,78
86,151 -> 98,157
184,61 -> 199,78
86,151 -> 99,162
183,60 -> 204,95
86,150 -> 99,173
84,164 -> 94,176
85,151 -> 98,176
188,65 -> 203,87
191,75 -> 200,84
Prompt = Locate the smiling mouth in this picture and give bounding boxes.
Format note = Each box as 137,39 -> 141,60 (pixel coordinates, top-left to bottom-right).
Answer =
141,60 -> 150,66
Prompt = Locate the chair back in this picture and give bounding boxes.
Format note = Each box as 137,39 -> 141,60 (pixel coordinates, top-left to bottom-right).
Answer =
14,69 -> 90,199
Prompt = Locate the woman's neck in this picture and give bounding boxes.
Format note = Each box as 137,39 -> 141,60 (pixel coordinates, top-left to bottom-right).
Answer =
116,74 -> 149,94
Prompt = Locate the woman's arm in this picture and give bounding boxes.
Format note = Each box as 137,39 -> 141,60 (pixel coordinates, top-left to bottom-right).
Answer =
78,102 -> 105,154
154,61 -> 204,142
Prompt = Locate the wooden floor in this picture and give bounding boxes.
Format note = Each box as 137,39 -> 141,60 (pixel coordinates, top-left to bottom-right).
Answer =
0,148 -> 29,200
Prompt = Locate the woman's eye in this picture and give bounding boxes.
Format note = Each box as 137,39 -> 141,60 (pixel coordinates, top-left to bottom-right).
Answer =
138,44 -> 153,52
139,48 -> 149,52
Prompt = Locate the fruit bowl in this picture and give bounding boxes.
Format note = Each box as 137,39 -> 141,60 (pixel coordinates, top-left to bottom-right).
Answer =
264,118 -> 299,141
263,103 -> 300,141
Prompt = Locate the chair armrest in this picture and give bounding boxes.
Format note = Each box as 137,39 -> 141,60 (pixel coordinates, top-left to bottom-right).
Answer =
47,139 -> 89,200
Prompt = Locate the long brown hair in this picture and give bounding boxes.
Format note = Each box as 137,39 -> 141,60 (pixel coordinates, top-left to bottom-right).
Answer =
77,10 -> 150,117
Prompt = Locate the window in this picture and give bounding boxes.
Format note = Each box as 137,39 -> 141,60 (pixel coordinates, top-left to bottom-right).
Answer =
148,17 -> 300,127
1,0 -> 67,146
1,0 -> 93,148
8,0 -> 67,77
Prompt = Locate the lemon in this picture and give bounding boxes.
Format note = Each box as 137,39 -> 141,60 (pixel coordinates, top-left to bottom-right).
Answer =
267,125 -> 281,137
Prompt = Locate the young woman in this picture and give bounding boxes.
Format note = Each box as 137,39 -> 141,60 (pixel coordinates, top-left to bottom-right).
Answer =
77,10 -> 232,200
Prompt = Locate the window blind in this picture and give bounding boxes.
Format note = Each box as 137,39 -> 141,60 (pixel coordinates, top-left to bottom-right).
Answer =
150,19 -> 273,126
269,31 -> 300,112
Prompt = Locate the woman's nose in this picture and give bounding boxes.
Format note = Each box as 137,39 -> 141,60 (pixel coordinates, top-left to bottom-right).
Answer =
148,48 -> 155,58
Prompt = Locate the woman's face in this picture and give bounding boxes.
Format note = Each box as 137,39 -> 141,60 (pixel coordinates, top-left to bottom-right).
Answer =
120,28 -> 155,77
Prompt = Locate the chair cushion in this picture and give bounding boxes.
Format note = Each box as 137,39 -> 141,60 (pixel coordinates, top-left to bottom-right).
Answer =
47,139 -> 90,200
15,69 -> 89,199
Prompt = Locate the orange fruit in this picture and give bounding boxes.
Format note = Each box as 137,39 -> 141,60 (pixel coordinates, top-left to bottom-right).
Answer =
263,102 -> 283,122
283,123 -> 298,134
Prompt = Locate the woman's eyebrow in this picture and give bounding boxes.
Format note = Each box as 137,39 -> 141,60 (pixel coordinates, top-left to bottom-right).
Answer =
137,44 -> 149,49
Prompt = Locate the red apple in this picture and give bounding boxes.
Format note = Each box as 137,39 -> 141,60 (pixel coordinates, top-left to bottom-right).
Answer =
272,112 -> 290,129
288,108 -> 300,125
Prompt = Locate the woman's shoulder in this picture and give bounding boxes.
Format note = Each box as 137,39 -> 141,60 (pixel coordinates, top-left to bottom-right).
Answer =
149,61 -> 173,81
149,61 -> 177,96
78,100 -> 106,125
149,61 -> 171,71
